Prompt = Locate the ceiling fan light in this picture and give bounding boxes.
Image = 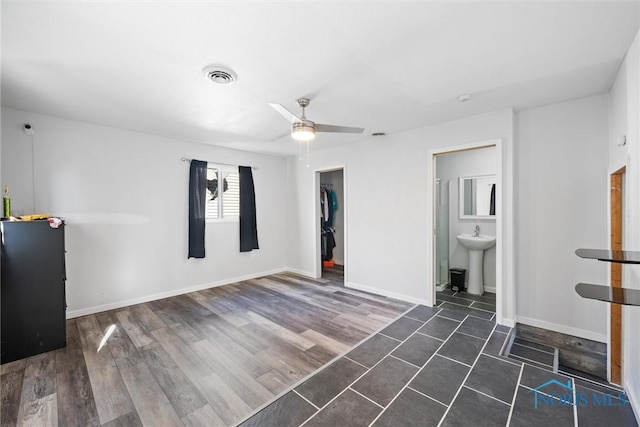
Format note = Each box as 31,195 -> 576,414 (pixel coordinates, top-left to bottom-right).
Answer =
292,122 -> 315,141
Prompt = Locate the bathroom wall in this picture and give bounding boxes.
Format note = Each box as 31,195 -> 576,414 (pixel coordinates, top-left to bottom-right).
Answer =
436,147 -> 497,292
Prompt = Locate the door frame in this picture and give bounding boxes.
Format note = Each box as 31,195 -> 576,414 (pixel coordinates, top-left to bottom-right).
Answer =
609,166 -> 625,385
314,165 -> 347,283
428,138 -> 507,323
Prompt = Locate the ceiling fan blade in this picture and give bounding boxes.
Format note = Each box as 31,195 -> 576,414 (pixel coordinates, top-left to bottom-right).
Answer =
269,103 -> 301,123
270,130 -> 291,142
315,123 -> 365,134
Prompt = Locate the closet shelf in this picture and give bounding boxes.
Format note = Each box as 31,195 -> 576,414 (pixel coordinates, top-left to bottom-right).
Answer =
575,248 -> 640,264
575,283 -> 640,306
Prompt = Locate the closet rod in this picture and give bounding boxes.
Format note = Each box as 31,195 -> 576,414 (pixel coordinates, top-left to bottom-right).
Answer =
181,157 -> 258,170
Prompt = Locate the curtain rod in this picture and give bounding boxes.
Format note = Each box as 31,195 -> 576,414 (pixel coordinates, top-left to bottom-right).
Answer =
181,157 -> 258,170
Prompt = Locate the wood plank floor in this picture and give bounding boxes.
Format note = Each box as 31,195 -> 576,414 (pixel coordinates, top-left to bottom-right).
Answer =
1,272 -> 412,427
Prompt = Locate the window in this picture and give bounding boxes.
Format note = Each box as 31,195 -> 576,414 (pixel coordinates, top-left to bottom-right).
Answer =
206,164 -> 240,220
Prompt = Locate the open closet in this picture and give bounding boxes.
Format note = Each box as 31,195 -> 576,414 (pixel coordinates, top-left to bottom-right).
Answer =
319,169 -> 344,285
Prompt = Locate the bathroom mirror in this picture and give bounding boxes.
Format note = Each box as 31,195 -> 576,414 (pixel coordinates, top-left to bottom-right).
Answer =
459,174 -> 497,219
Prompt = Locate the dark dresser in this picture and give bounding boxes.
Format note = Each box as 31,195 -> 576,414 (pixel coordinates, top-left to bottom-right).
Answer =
1,220 -> 67,363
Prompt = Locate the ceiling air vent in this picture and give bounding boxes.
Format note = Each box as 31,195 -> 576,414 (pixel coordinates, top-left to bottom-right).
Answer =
203,65 -> 238,85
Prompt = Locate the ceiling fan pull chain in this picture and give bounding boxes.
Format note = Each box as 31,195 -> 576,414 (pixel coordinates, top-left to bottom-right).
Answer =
306,141 -> 310,168
299,139 -> 303,160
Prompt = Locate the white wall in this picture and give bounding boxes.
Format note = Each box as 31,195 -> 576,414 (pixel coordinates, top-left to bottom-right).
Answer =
320,170 -> 344,265
608,29 -> 640,417
1,108 -> 288,316
286,109 -> 514,319
515,95 -> 609,342
436,147 -> 497,292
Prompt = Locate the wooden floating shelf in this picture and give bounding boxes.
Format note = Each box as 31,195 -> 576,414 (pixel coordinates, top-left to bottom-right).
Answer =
575,283 -> 640,306
575,248 -> 640,264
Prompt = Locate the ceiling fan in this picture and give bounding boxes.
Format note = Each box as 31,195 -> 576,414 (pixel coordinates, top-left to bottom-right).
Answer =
269,98 -> 364,142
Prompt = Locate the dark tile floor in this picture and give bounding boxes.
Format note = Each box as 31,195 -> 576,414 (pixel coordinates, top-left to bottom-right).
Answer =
508,338 -> 556,370
239,295 -> 638,427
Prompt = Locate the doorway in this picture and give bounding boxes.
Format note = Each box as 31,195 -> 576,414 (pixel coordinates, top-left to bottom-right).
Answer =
318,168 -> 345,286
429,139 -> 505,323
610,166 -> 625,385
434,145 -> 498,304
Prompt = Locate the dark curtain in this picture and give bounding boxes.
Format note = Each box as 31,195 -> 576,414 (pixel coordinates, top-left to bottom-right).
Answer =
239,166 -> 259,252
490,183 -> 496,215
188,160 -> 207,258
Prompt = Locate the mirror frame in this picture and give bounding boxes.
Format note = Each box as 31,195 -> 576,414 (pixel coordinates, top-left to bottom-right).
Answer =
459,174 -> 497,220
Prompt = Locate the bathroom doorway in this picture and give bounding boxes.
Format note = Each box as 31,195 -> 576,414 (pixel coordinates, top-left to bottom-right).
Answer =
318,168 -> 345,286
430,140 -> 503,321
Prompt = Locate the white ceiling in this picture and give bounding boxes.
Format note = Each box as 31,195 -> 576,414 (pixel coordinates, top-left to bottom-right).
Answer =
2,1 -> 639,156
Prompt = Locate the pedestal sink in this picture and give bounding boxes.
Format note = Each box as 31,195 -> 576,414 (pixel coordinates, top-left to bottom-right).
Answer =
456,234 -> 496,295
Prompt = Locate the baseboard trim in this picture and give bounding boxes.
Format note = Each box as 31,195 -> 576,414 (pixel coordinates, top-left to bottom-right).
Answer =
625,377 -> 640,423
500,317 -> 516,328
484,286 -> 496,294
66,267 -> 288,319
516,315 -> 606,343
346,281 -> 430,306
435,283 -> 450,292
283,267 -> 316,279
